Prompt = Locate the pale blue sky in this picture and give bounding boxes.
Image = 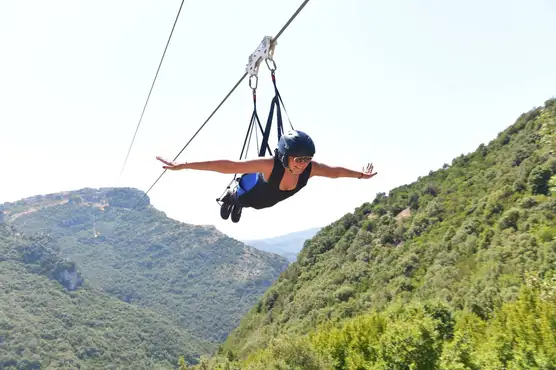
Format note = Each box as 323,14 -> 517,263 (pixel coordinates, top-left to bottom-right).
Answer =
1,0 -> 555,240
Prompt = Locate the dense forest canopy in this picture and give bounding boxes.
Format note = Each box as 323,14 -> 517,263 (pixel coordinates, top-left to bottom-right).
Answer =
0,223 -> 214,369
185,99 -> 556,369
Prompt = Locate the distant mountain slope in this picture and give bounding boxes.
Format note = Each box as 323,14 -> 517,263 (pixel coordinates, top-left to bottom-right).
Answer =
0,187 -> 288,349
195,98 -> 556,368
0,223 -> 212,368
242,227 -> 321,262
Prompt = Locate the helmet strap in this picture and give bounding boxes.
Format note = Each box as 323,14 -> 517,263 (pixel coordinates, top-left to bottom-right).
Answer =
284,157 -> 294,173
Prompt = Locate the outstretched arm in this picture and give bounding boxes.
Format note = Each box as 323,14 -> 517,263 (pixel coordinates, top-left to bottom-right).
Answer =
310,161 -> 377,179
156,156 -> 272,175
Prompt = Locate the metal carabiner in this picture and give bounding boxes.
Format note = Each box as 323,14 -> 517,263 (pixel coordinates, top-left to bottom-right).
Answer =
265,58 -> 277,72
249,75 -> 258,90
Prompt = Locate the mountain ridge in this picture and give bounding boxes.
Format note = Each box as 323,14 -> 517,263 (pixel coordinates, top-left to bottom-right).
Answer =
242,227 -> 322,262
1,186 -> 289,364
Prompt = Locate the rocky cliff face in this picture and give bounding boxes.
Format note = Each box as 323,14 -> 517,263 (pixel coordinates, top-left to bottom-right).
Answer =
0,225 -> 84,291
52,261 -> 84,290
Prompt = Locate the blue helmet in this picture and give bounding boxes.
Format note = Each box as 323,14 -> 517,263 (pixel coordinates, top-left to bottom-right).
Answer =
275,130 -> 316,168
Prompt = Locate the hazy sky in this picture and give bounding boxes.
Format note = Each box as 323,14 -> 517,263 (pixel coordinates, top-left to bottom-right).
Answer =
1,0 -> 555,240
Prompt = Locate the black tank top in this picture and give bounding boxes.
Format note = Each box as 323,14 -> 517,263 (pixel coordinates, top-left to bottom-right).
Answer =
236,155 -> 312,209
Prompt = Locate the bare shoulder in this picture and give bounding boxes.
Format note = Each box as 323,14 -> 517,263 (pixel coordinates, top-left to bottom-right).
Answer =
258,157 -> 275,178
309,160 -> 327,178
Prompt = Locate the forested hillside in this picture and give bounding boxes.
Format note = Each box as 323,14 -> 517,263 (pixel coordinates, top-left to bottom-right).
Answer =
189,98 -> 556,369
0,187 -> 288,358
0,223 -> 212,369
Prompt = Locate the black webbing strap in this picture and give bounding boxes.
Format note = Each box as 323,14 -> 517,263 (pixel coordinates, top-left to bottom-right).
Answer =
253,89 -> 273,158
238,90 -> 266,161
259,71 -> 288,156
216,70 -> 291,203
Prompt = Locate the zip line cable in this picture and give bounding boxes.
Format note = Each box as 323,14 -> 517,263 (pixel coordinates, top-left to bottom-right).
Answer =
114,0 -> 312,230
117,0 -> 187,185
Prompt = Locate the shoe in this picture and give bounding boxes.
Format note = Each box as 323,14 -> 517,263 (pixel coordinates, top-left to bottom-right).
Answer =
219,191 -> 234,220
231,205 -> 242,223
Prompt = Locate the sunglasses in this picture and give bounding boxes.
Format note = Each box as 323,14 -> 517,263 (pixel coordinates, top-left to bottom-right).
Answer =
293,156 -> 313,164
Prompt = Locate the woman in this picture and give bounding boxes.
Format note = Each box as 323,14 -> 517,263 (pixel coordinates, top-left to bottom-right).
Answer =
156,130 -> 377,222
